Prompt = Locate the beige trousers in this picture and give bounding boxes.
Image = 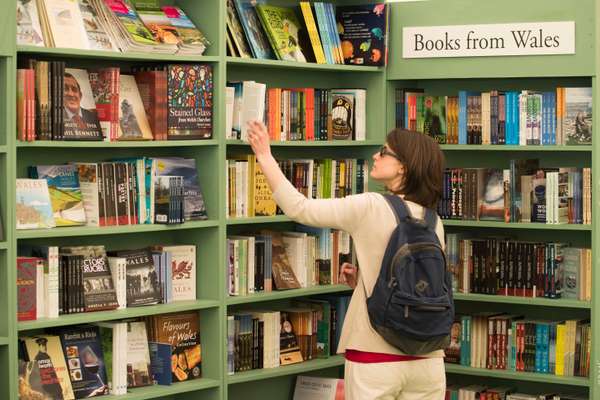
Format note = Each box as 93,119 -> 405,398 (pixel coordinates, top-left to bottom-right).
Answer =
344,358 -> 446,400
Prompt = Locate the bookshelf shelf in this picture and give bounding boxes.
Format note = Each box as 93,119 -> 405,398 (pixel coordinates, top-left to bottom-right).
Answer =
101,378 -> 221,400
226,285 -> 352,306
444,364 -> 590,387
226,56 -> 382,72
227,355 -> 345,385
17,299 -> 220,331
0,337 -> 9,346
17,45 -> 221,63
439,145 -> 593,152
442,220 -> 591,231
453,293 -> 591,309
226,215 -> 291,225
15,220 -> 219,239
16,140 -> 219,148
0,242 -> 7,250
226,140 -> 381,147
0,145 -> 6,153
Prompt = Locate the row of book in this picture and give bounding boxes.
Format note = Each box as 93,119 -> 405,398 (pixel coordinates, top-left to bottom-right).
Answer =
226,156 -> 368,219
227,226 -> 352,296
444,314 -> 590,378
18,312 -> 202,399
439,163 -> 591,225
17,0 -> 209,54
395,87 -> 593,146
17,244 -> 197,321
446,236 -> 591,301
226,82 -> 367,142
445,385 -> 586,400
226,0 -> 387,66
17,62 -> 213,142
16,157 -> 207,230
227,296 -> 350,374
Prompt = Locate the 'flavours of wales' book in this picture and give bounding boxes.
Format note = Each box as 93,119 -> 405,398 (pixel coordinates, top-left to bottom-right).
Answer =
336,3 -> 388,66
16,178 -> 56,230
167,64 -> 213,139
29,164 -> 87,227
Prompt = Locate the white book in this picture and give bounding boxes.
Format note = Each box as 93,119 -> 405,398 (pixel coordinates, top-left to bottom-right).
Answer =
46,246 -> 59,318
240,81 -> 267,141
73,163 -> 100,226
118,75 -> 153,140
283,232 -> 308,288
293,376 -> 344,400
160,245 -> 197,301
518,91 -> 528,146
107,257 -> 127,309
226,86 -> 235,139
17,0 -> 45,46
246,236 -> 255,294
36,259 -> 45,319
42,0 -> 89,49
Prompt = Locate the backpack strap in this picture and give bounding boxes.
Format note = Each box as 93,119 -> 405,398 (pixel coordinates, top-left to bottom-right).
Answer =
383,194 -> 411,223
423,208 -> 439,231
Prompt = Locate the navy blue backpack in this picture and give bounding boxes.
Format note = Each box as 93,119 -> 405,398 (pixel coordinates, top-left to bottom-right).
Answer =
366,195 -> 454,355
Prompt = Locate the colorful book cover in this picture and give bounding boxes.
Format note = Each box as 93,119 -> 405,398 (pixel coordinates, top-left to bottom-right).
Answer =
256,4 -> 307,62
63,68 -> 103,141
118,74 -> 153,140
233,0 -> 275,59
16,178 -> 56,230
137,8 -> 181,45
89,68 -> 120,141
58,326 -> 109,398
108,248 -> 161,306
103,0 -> 158,46
226,0 -> 253,58
336,3 -> 388,66
330,91 -> 354,140
478,169 -> 504,221
423,96 -> 447,144
81,256 -> 119,312
29,164 -> 87,227
78,0 -> 116,51
23,335 -> 76,400
563,87 -> 592,145
148,312 -> 202,381
167,64 -> 213,139
158,245 -> 196,301
153,157 -> 208,220
126,321 -> 153,387
17,0 -> 45,46
153,175 -> 172,224
17,257 -> 42,321
162,6 -> 210,48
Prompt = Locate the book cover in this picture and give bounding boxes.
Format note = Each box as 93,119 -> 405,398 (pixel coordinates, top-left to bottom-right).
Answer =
158,245 -> 196,301
330,91 -> 354,140
153,175 -> 172,224
153,157 -> 208,220
478,169 -> 504,221
17,257 -> 42,321
161,6 -> 210,48
78,0 -> 116,51
233,0 -> 275,60
63,68 -> 103,141
126,321 -> 153,388
118,75 -> 153,140
137,8 -> 181,45
81,256 -> 119,312
89,68 -> 120,141
148,342 -> 172,385
264,230 -> 301,289
16,178 -> 56,230
23,335 -> 76,400
256,4 -> 307,62
74,163 -> 100,227
17,0 -> 45,46
149,312 -> 202,381
104,0 -> 158,46
336,3 -> 388,66
29,165 -> 87,227
109,248 -> 161,306
423,96 -> 447,144
226,0 -> 253,58
58,326 -> 109,398
563,87 -> 592,145
293,375 -> 344,400
167,64 -> 213,139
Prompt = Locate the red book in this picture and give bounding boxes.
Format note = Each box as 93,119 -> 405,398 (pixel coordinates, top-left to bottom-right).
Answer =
17,257 -> 43,321
135,70 -> 167,140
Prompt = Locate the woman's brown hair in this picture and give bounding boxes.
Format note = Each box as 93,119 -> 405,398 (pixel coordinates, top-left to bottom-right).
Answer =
385,129 -> 445,209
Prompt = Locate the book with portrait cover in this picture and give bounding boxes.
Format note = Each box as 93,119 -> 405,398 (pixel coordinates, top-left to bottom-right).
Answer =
108,248 -> 161,307
80,256 -> 119,312
57,326 -> 109,398
63,68 -> 103,141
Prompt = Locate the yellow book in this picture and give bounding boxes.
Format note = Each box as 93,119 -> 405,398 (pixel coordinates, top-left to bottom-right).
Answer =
555,323 -> 565,376
300,2 -> 326,64
247,155 -> 256,217
254,159 -> 277,216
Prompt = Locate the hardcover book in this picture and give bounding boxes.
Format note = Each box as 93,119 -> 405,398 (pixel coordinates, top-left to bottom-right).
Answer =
478,169 -> 504,221
255,4 -> 307,62
16,178 -> 56,230
29,164 -> 87,227
167,64 -> 213,139
336,3 -> 388,66
57,326 -> 109,398
17,257 -> 43,321
63,68 -> 104,141
118,75 -> 153,140
563,87 -> 592,145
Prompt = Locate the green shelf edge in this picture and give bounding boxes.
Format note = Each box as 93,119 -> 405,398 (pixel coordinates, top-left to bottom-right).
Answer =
226,56 -> 382,72
440,145 -> 593,152
227,355 -> 345,384
17,140 -> 219,148
443,220 -> 591,231
226,215 -> 292,225
445,364 -> 590,387
0,145 -> 6,153
16,220 -> 219,239
0,242 -> 7,250
18,299 -> 220,331
226,140 -> 381,147
17,45 -> 221,63
101,378 -> 221,400
227,285 -> 352,305
0,337 -> 9,346
453,293 -> 591,309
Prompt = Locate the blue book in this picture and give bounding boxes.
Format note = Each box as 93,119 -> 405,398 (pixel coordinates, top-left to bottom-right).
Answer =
149,342 -> 173,385
234,0 -> 275,60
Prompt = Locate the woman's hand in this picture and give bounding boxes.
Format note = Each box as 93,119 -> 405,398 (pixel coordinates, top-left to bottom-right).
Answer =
340,263 -> 358,289
247,120 -> 272,162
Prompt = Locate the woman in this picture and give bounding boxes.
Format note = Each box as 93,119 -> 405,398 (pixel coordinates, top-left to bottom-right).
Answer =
247,121 -> 446,400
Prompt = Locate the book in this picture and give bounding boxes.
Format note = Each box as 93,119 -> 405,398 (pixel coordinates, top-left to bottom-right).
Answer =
125,321 -> 153,388
293,375 -> 345,400
156,245 -> 196,301
336,3 -> 388,66
167,64 -> 213,139
118,74 -> 153,140
78,0 -> 117,51
40,0 -> 89,49
233,0 -> 275,60
330,91 -> 354,140
17,0 -> 45,46
161,6 -> 210,53
89,67 -> 120,141
17,257 -> 43,321
62,68 -> 104,141
16,178 -> 56,229
22,335 -> 76,400
563,87 -> 592,145
108,248 -> 161,306
148,342 -> 172,385
58,326 -> 109,398
256,4 -> 306,62
226,0 -> 252,58
478,169 -> 505,221
81,256 -> 119,312
29,164 -> 87,227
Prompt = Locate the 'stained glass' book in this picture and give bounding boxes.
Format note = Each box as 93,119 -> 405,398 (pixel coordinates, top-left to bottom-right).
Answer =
167,64 -> 213,139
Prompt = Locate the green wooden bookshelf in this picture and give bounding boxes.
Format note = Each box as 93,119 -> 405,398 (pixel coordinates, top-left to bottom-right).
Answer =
3,0 -> 598,399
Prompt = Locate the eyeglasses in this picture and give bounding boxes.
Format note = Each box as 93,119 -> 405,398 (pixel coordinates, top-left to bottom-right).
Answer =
378,146 -> 402,161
